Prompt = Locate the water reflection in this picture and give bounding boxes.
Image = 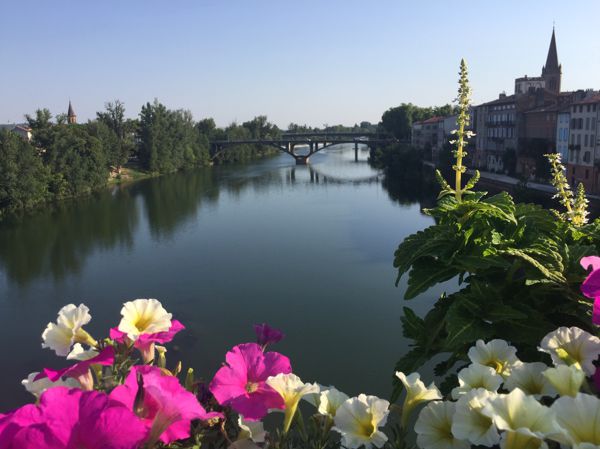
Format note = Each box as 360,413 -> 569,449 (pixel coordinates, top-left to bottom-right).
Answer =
0,189 -> 138,286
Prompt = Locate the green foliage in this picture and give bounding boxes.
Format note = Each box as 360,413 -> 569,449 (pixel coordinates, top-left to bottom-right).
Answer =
392,185 -> 597,398
0,131 -> 50,210
380,104 -> 458,140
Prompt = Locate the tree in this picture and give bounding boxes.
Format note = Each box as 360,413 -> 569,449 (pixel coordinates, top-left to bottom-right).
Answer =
0,130 -> 49,210
96,100 -> 135,170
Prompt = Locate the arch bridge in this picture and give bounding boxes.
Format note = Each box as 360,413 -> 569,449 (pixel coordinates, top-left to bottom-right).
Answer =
210,132 -> 398,164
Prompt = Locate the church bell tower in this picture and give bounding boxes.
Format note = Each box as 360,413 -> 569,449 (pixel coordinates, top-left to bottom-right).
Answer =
541,28 -> 562,94
67,100 -> 77,124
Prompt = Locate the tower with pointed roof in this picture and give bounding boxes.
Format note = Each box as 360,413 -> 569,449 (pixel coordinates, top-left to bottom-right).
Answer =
67,100 -> 77,124
541,28 -> 561,94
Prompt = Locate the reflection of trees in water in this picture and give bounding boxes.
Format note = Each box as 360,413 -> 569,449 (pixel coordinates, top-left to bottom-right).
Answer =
0,188 -> 139,286
133,168 -> 219,239
379,167 -> 438,211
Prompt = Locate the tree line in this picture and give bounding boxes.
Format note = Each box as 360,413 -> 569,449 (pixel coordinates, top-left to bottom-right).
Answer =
0,100 -> 289,214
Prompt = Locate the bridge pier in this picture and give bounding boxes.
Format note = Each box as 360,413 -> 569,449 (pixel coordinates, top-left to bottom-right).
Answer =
295,156 -> 309,165
354,142 -> 359,162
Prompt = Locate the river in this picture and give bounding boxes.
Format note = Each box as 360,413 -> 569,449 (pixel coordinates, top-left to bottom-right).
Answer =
0,144 -> 449,410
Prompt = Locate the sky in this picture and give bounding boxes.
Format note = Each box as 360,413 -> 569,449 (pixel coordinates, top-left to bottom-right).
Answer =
1,1 -> 599,128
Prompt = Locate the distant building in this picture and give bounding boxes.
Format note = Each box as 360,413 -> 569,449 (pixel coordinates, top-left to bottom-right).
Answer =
68,100 -> 77,124
566,94 -> 600,192
473,93 -> 517,172
556,108 -> 570,162
0,124 -> 32,141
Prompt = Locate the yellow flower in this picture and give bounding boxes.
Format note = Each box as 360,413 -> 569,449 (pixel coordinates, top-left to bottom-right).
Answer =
539,327 -> 600,375
395,371 -> 442,427
266,373 -> 319,434
504,362 -> 555,398
41,304 -> 97,356
550,393 -> 600,448
332,394 -> 389,449
452,389 -> 500,447
415,401 -> 470,449
318,387 -> 349,417
21,371 -> 80,399
117,298 -> 172,341
542,365 -> 585,397
468,339 -> 520,378
451,364 -> 502,399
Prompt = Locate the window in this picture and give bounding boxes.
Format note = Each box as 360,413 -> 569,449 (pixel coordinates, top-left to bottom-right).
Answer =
588,105 -> 592,112
585,134 -> 589,146
592,135 -> 596,147
584,151 -> 591,163
577,134 -> 581,145
586,117 -> 591,130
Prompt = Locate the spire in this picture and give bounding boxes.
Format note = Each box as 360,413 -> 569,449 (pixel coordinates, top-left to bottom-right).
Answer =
67,100 -> 77,124
544,27 -> 559,72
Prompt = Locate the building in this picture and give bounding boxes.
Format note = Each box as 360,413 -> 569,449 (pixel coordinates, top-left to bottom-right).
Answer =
473,93 -> 517,172
0,124 -> 32,141
566,94 -> 600,192
411,116 -> 445,159
556,107 -> 571,162
67,100 -> 77,124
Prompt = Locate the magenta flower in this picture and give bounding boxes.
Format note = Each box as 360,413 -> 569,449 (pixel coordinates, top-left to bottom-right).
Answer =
254,323 -> 285,349
209,342 -> 292,420
580,256 -> 600,325
110,320 -> 185,363
0,387 -> 146,449
110,365 -> 222,445
35,346 -> 115,391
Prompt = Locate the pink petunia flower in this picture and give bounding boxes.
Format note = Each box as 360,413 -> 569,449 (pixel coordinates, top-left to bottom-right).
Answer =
0,387 -> 147,449
110,365 -> 222,445
209,342 -> 292,420
110,320 -> 185,363
254,323 -> 285,349
580,256 -> 600,325
35,346 -> 115,391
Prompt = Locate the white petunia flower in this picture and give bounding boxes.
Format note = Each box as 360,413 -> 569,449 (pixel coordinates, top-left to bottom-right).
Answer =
66,343 -> 99,361
542,365 -> 585,397
332,394 -> 389,449
468,339 -> 521,378
117,298 -> 172,341
41,304 -> 96,357
504,362 -> 556,398
538,327 -> 600,375
415,401 -> 470,449
452,389 -> 500,447
237,416 -> 266,443
395,371 -> 442,426
480,389 -> 558,449
303,383 -> 327,407
266,373 -> 319,433
451,364 -> 503,399
317,386 -> 350,417
550,393 -> 600,448
21,371 -> 80,398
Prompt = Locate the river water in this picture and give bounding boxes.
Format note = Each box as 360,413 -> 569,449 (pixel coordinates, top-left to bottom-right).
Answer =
0,144 -> 448,410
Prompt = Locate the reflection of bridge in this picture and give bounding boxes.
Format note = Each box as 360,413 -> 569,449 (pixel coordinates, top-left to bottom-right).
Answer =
287,164 -> 383,186
210,132 -> 398,165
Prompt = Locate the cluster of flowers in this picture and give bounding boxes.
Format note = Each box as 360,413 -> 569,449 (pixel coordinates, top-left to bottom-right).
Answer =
410,328 -> 600,449
0,299 -> 395,449
2,254 -> 600,448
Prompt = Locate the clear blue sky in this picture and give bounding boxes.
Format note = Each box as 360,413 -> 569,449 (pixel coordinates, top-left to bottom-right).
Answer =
1,1 -> 599,128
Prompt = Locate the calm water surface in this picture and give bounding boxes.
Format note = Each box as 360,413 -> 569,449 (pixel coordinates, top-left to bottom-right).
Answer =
0,145 -> 448,410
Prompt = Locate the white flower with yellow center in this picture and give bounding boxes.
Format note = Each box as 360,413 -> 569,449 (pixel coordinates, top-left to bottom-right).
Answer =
395,371 -> 442,427
452,388 -> 500,447
542,365 -> 585,397
318,386 -> 350,417
480,389 -> 558,449
415,401 -> 470,449
117,298 -> 172,341
538,327 -> 600,375
550,393 -> 600,449
451,364 -> 503,400
21,371 -> 80,398
504,362 -> 555,398
237,416 -> 266,443
41,304 -> 97,356
333,394 -> 389,449
266,373 -> 319,433
468,339 -> 520,378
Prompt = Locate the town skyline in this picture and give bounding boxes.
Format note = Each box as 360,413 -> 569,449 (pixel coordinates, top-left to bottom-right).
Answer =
1,1 -> 599,127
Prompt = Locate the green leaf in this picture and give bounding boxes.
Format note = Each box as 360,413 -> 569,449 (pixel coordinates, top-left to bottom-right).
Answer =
405,259 -> 458,299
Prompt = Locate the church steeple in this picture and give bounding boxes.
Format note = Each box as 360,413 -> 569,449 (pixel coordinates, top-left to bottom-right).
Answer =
67,100 -> 77,124
542,27 -> 561,94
